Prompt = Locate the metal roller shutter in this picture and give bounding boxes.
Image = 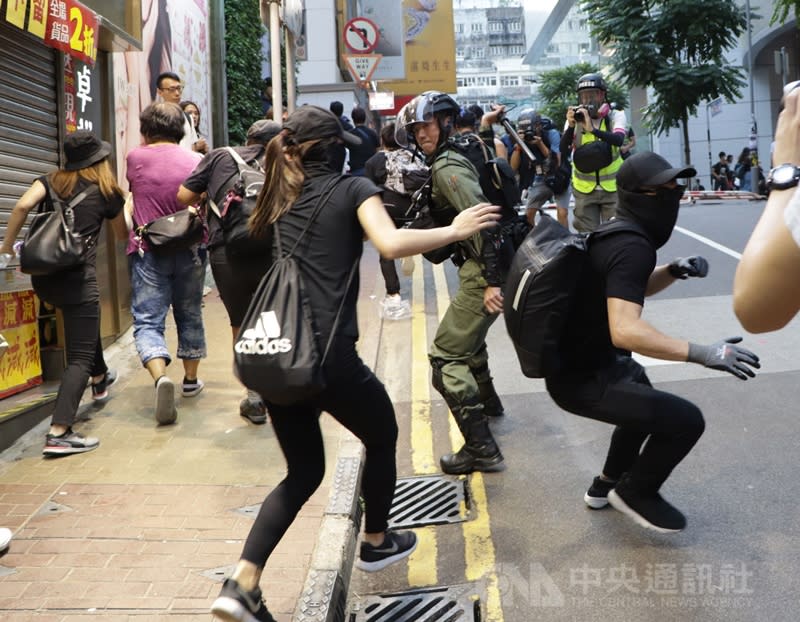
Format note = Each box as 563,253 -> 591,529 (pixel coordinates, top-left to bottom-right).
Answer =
0,22 -> 59,228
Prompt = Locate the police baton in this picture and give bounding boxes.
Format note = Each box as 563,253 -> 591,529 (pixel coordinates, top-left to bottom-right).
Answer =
497,113 -> 537,162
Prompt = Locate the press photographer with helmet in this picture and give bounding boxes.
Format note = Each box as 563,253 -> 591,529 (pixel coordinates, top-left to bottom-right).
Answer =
396,91 -> 511,475
562,72 -> 628,232
510,108 -> 570,227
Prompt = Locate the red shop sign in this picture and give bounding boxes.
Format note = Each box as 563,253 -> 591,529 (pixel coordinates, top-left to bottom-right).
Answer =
36,0 -> 99,66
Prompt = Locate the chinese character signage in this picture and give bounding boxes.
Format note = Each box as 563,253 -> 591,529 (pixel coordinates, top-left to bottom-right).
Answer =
3,0 -> 98,66
375,0 -> 456,95
64,55 -> 100,132
0,291 -> 43,399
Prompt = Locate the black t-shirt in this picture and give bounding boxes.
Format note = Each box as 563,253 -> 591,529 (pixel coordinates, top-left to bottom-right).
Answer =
182,145 -> 266,250
274,172 -> 380,344
712,161 -> 729,179
347,126 -> 380,171
559,230 -> 655,372
32,175 -> 124,305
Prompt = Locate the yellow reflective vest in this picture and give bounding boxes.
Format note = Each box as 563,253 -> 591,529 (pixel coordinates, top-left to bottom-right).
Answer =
571,118 -> 623,194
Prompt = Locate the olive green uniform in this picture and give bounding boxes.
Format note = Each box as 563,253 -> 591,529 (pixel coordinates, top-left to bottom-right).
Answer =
427,147 -> 504,474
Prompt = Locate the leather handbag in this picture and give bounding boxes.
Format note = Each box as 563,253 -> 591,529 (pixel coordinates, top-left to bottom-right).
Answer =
20,184 -> 96,276
134,208 -> 203,254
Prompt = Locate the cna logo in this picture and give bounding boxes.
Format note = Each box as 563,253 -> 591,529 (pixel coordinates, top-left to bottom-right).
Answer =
235,311 -> 292,354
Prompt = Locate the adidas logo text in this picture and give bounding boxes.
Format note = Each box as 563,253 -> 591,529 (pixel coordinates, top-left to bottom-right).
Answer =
235,311 -> 293,355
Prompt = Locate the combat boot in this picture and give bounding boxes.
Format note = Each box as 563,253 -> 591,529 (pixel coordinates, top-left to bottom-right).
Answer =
472,363 -> 505,417
440,404 -> 504,475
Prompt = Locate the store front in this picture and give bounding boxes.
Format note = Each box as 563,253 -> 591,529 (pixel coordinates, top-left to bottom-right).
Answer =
0,1 -> 140,398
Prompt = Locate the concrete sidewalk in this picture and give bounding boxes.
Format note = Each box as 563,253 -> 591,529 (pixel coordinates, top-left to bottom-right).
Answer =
0,247 -> 386,621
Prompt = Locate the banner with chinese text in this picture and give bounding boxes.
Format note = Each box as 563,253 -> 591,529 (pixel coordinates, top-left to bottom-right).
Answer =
378,0 -> 456,96
2,0 -> 98,66
0,291 -> 43,399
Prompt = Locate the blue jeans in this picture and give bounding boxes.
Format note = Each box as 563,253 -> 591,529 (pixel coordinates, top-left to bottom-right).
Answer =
129,248 -> 208,366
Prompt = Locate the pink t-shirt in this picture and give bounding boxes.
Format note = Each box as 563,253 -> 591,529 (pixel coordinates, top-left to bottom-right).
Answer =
126,143 -> 203,254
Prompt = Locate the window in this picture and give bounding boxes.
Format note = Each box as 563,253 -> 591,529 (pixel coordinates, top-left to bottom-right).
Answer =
456,47 -> 465,58
471,23 -> 483,33
489,21 -> 502,33
546,43 -> 559,54
489,76 -> 497,86
501,75 -> 519,87
509,45 -> 524,55
509,21 -> 521,32
579,43 -> 590,54
490,45 -> 503,56
457,78 -> 465,87
456,23 -> 464,34
474,47 -> 485,58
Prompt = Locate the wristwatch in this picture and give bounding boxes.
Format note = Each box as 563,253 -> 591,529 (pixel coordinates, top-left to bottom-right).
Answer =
767,164 -> 800,190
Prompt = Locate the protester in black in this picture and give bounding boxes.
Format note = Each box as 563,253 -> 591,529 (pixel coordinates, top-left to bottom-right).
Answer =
209,106 -> 500,622
544,151 -> 759,533
347,106 -> 380,176
0,131 -> 127,456
178,119 -> 281,424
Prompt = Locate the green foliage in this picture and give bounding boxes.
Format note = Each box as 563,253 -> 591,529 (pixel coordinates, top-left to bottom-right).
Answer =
536,62 -> 628,130
772,0 -> 800,25
580,0 -> 747,158
224,0 -> 266,145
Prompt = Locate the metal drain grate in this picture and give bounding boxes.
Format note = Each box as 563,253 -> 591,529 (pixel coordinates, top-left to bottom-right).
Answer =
387,476 -> 467,529
350,584 -> 479,622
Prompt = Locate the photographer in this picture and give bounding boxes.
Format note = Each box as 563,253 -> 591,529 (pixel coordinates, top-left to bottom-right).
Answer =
561,73 -> 627,232
510,108 -> 569,227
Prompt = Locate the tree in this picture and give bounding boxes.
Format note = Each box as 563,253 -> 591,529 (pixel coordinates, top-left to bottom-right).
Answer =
581,0 -> 748,165
772,0 -> 799,25
224,0 -> 265,145
536,62 -> 628,132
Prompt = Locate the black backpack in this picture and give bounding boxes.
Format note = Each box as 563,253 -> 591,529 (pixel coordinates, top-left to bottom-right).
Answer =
503,214 -> 648,378
212,147 -> 269,256
233,177 -> 357,405
446,133 -> 520,220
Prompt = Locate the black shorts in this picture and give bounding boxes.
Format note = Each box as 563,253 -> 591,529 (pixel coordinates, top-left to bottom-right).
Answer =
209,246 -> 271,328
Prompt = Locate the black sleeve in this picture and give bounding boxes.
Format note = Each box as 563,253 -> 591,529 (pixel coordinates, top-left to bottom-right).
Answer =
591,126 -> 625,147
560,126 -> 574,156
599,234 -> 655,306
364,152 -> 387,186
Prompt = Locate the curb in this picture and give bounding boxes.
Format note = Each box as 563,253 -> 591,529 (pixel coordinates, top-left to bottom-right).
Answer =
294,435 -> 364,622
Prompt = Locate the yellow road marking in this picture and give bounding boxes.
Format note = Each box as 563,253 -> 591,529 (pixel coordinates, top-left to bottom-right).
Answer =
408,255 -> 438,587
412,259 -> 503,620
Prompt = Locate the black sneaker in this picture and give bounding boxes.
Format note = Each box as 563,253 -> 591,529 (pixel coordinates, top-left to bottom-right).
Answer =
584,476 -> 617,509
211,578 -> 276,622
608,485 -> 687,533
239,395 -> 267,425
43,429 -> 99,456
90,369 -> 117,402
356,530 -> 417,572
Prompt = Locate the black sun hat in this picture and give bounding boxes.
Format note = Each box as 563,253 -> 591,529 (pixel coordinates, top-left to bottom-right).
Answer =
63,130 -> 112,171
283,106 -> 361,146
617,151 -> 696,190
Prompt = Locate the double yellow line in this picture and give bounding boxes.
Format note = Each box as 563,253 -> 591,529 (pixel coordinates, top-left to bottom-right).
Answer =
406,256 -> 504,621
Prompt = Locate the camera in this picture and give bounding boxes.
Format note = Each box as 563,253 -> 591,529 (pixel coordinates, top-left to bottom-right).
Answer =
523,130 -> 540,141
571,104 -> 596,122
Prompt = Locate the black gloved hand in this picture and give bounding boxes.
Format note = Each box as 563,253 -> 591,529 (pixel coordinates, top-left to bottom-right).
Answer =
668,256 -> 709,279
687,337 -> 760,380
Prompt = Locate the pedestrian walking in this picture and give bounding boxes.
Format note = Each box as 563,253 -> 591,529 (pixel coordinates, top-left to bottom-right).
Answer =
0,131 -> 127,456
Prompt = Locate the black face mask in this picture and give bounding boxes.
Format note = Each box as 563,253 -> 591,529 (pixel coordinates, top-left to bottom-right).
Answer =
616,184 -> 685,249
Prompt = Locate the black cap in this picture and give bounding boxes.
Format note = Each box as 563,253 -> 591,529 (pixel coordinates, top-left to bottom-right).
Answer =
246,119 -> 281,144
283,106 -> 361,146
63,130 -> 111,171
617,151 -> 696,190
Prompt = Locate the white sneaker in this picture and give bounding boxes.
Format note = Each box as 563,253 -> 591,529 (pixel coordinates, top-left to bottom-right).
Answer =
0,527 -> 12,553
155,376 -> 177,425
381,295 -> 412,320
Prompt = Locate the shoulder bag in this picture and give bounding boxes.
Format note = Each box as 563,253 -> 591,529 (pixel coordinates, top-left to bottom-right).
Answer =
20,184 -> 97,276
133,207 -> 204,254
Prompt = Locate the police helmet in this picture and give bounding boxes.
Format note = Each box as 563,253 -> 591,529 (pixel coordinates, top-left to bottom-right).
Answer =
577,72 -> 607,93
395,91 -> 460,147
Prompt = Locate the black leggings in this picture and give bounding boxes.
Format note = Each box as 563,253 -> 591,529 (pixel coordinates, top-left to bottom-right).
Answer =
241,337 -> 398,567
51,300 -> 107,428
546,356 -> 705,493
379,256 -> 400,296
